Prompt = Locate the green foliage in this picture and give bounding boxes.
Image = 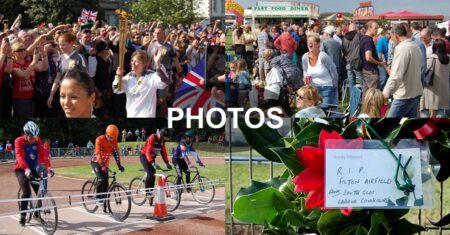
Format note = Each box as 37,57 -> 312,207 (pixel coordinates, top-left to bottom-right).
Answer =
128,0 -> 198,25
20,0 -> 100,25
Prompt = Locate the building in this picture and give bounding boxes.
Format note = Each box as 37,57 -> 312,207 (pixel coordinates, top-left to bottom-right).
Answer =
99,0 -> 122,25
247,1 -> 320,28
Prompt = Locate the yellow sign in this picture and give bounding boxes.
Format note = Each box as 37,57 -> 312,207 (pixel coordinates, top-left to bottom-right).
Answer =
226,0 -> 244,16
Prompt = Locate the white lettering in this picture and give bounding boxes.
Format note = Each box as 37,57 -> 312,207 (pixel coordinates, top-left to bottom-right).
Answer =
206,108 -> 227,129
168,108 -> 184,128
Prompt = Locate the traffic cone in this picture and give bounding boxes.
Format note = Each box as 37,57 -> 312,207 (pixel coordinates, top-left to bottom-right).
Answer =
147,176 -> 174,221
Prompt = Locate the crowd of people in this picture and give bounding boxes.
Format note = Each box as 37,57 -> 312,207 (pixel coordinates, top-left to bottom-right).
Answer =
229,20 -> 450,118
0,17 -> 226,118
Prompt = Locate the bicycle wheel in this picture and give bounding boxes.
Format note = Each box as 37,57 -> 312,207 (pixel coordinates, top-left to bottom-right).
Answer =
164,179 -> 181,212
107,183 -> 131,222
36,192 -> 58,235
81,180 -> 98,213
191,176 -> 215,204
17,188 -> 33,223
128,177 -> 147,206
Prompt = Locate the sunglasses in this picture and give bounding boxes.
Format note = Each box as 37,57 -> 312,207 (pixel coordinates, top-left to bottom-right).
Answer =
298,96 -> 311,100
14,48 -> 26,52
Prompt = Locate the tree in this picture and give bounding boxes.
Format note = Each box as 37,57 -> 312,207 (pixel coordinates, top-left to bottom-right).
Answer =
20,0 -> 101,25
128,0 -> 198,25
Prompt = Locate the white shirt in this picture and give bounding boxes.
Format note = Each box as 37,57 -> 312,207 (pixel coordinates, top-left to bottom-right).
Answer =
113,68 -> 168,117
307,54 -> 333,87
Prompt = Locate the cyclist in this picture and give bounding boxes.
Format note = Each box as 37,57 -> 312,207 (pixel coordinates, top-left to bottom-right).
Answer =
90,125 -> 125,207
14,121 -> 55,226
172,130 -> 205,192
140,127 -> 172,197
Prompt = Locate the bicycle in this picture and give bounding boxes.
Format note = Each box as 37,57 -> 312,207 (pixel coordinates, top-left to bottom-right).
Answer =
17,170 -> 58,235
129,167 -> 180,212
166,166 -> 215,210
81,169 -> 131,222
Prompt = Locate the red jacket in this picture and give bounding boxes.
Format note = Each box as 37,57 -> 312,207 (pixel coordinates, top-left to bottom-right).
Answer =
14,136 -> 51,171
141,134 -> 169,163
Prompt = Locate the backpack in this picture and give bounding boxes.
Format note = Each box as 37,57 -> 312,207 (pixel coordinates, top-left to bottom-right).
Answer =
270,54 -> 302,91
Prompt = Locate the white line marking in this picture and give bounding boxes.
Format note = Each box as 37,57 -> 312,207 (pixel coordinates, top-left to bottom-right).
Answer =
11,215 -> 47,235
70,207 -> 121,223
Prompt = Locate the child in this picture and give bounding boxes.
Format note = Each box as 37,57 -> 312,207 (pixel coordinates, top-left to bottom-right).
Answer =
359,88 -> 385,118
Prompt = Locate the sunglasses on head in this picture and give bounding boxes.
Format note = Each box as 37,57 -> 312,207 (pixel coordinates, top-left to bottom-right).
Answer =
14,48 -> 26,52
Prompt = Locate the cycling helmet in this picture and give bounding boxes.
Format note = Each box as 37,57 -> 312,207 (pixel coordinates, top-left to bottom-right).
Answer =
159,127 -> 170,138
106,125 -> 119,140
184,130 -> 196,137
23,121 -> 40,137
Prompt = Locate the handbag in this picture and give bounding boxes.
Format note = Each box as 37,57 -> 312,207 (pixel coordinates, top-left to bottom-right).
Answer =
423,58 -> 436,86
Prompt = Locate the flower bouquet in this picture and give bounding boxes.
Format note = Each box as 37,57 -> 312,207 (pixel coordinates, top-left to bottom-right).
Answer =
232,118 -> 450,234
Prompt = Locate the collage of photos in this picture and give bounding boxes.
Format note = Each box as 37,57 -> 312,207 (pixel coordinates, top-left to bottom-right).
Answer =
0,0 -> 450,234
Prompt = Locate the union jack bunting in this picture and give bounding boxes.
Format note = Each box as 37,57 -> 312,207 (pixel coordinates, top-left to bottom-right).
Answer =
173,59 -> 225,115
81,9 -> 98,21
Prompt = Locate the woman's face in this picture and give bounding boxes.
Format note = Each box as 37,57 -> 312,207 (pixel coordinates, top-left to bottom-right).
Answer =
131,57 -> 146,74
58,38 -> 74,54
60,79 -> 95,118
12,45 -> 27,60
297,92 -> 313,109
307,38 -> 320,52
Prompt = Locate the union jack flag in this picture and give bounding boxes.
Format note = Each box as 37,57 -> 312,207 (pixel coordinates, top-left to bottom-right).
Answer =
173,59 -> 225,115
81,9 -> 98,21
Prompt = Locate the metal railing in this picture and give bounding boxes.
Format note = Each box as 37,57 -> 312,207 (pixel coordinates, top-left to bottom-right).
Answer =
226,118 -> 449,235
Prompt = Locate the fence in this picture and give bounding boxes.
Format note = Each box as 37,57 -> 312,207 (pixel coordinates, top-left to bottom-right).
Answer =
226,119 -> 449,235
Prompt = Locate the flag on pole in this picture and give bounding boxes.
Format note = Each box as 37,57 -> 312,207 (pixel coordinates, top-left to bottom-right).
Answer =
173,59 -> 225,115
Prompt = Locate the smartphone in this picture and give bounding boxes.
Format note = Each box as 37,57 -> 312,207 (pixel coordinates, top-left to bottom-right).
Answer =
205,45 -> 226,91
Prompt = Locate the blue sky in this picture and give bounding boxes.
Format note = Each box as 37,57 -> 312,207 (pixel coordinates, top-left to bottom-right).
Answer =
235,0 -> 450,16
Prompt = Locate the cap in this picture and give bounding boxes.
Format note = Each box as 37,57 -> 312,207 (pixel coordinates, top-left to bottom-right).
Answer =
324,26 -> 335,35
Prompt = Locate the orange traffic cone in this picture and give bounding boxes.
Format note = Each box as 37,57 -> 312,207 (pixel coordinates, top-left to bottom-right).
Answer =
147,176 -> 174,221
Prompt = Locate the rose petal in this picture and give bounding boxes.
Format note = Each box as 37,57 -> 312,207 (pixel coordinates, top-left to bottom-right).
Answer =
305,189 -> 325,209
298,146 -> 324,169
293,168 -> 324,192
340,208 -> 352,216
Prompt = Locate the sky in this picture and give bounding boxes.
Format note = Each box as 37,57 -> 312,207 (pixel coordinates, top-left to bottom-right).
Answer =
235,0 -> 450,16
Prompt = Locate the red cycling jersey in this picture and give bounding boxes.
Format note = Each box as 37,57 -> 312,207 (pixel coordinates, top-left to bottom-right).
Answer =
92,135 -> 121,167
14,136 -> 51,171
141,134 -> 169,163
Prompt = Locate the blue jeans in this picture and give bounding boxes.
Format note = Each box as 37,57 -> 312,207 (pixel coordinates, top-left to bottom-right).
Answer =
318,86 -> 338,109
387,96 -> 421,118
346,64 -> 362,93
378,66 -> 388,90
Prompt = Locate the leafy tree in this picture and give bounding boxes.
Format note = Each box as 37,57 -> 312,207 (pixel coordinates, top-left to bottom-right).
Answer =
128,0 -> 198,25
20,0 -> 101,25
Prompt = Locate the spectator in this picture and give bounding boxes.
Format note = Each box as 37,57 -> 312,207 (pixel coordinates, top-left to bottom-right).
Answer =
376,29 -> 391,89
342,23 -> 363,94
420,39 -> 450,117
321,26 -> 342,89
233,25 -> 246,59
0,37 -> 13,117
141,128 -> 147,140
360,21 -> 385,97
122,129 -> 127,142
86,140 -> 94,155
411,22 -> 422,41
383,24 -> 423,118
359,88 -> 385,118
243,25 -> 256,71
135,128 -> 140,141
294,85 -> 326,118
421,28 -> 433,56
257,24 -> 272,81
127,130 -> 133,141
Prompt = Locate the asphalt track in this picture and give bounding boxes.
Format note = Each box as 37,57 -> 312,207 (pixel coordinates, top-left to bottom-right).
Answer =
0,157 -> 225,235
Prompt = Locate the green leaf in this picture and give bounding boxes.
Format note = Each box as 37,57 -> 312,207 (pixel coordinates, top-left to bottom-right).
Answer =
339,225 -> 357,235
429,213 -> 450,227
278,177 -> 297,201
270,147 -> 304,175
368,210 -> 388,235
291,122 -> 337,148
284,209 -> 307,227
355,224 -> 369,235
383,209 -> 409,221
342,120 -> 366,139
236,180 -> 271,199
232,187 -> 293,224
317,210 -> 369,235
238,118 -> 285,162
389,218 -> 425,235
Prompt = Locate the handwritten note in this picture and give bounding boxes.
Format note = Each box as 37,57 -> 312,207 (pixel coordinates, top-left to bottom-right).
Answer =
325,148 -> 423,208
